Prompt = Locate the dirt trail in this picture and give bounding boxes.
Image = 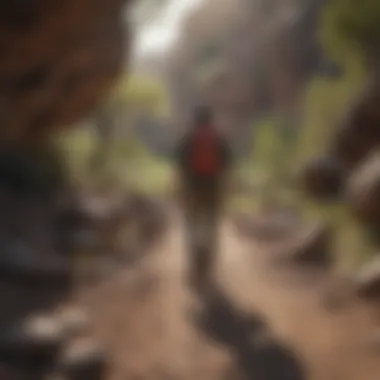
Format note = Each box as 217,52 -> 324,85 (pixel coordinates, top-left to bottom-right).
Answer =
80,214 -> 380,380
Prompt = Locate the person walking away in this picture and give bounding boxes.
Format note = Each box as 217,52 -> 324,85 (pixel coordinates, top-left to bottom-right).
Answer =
175,106 -> 231,292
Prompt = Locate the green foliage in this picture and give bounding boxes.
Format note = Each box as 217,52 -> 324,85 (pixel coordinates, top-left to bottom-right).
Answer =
121,154 -> 173,197
230,117 -> 298,213
76,73 -> 173,191
251,118 -> 298,186
251,119 -> 283,167
57,126 -> 97,184
227,195 -> 260,214
59,124 -> 173,196
232,119 -> 280,197
108,74 -> 171,117
297,68 -> 365,163
321,0 -> 380,64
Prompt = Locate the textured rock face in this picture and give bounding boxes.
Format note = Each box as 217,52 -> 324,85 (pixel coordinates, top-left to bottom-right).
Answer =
301,73 -> 380,232
0,0 -> 129,145
0,5 -> 130,377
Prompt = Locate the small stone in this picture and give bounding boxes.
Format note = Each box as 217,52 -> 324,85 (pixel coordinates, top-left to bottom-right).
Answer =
0,314 -> 64,371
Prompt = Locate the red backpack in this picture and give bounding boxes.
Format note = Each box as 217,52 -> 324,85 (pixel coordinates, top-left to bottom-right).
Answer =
189,126 -> 221,176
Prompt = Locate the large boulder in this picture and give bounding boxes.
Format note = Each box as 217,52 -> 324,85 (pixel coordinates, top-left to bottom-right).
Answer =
301,74 -> 380,204
0,0 -> 129,145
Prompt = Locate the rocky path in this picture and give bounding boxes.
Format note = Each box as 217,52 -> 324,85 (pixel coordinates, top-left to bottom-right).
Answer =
1,211 -> 380,379
76,214 -> 380,380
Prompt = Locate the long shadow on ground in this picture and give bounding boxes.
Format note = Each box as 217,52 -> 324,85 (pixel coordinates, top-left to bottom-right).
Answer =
193,285 -> 306,380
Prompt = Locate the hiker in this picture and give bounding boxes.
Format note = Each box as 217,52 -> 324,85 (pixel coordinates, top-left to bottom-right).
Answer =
175,106 -> 232,291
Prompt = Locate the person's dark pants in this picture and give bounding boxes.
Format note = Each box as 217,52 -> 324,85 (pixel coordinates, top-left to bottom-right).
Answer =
182,179 -> 222,291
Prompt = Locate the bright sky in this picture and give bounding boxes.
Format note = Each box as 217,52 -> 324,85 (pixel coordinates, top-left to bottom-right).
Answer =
133,0 -> 203,59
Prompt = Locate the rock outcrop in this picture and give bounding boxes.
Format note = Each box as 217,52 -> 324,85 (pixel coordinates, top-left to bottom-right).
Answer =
0,0 -> 129,145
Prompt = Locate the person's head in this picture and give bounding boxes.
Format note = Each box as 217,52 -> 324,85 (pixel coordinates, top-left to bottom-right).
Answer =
194,106 -> 212,126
